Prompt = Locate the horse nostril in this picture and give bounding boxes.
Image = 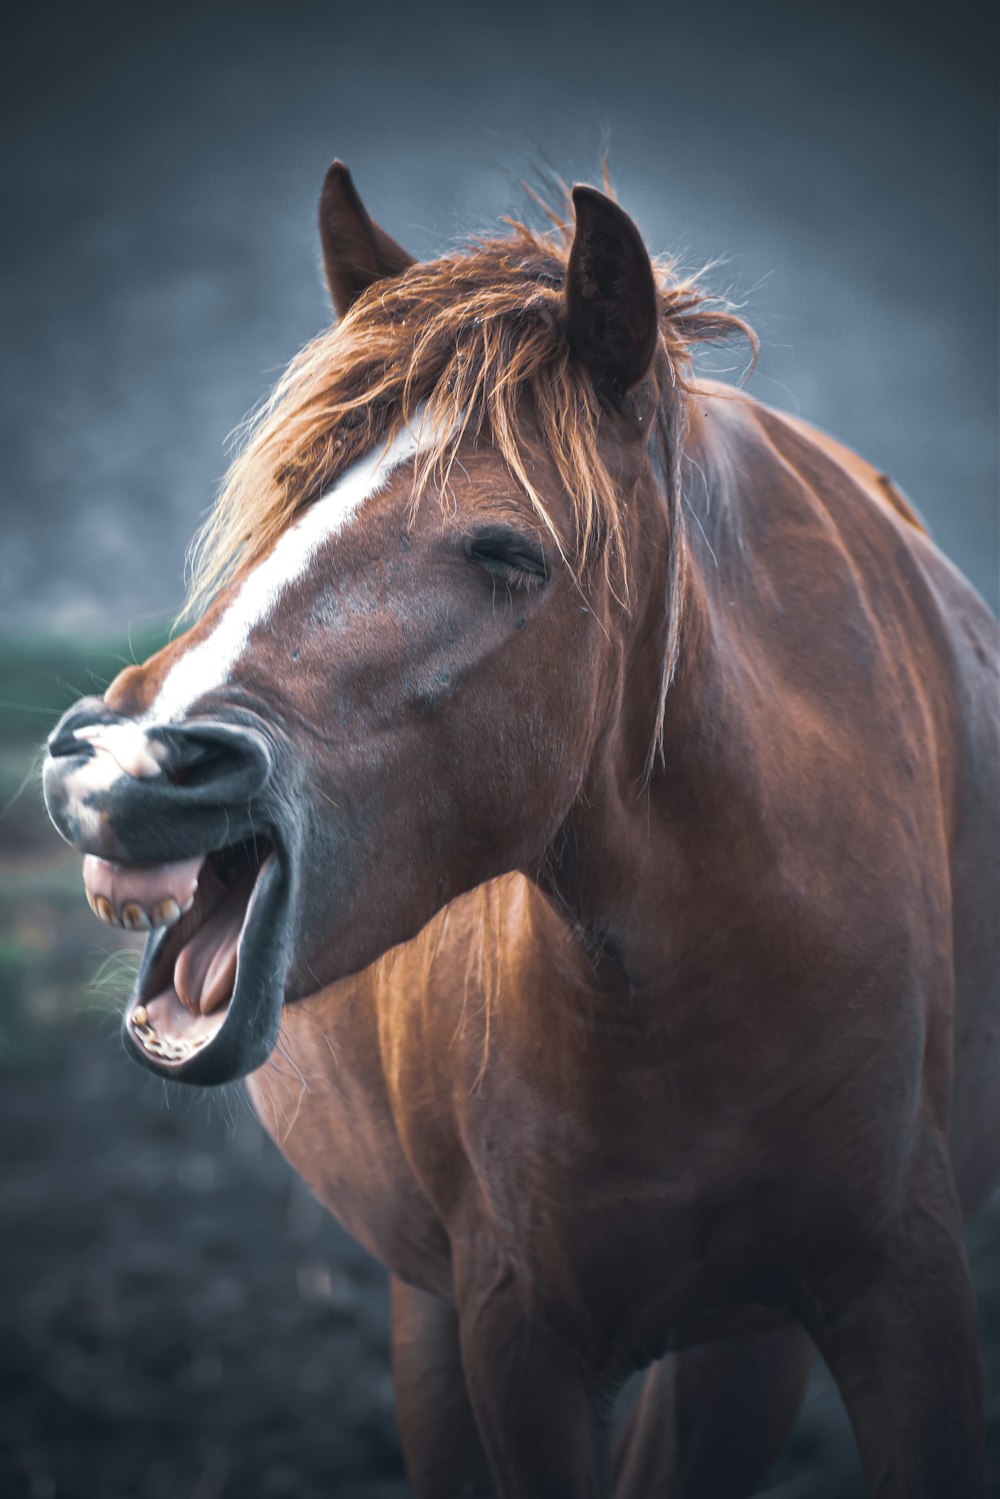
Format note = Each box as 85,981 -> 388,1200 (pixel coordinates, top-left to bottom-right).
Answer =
154,724 -> 274,800
164,743 -> 243,789
43,709 -> 274,864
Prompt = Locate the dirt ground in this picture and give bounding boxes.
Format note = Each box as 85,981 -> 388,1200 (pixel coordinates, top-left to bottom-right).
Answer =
2,727 -> 999,1497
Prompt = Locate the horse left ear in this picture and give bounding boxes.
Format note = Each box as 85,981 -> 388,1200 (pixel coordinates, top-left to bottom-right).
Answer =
566,185 -> 659,397
319,161 -> 417,319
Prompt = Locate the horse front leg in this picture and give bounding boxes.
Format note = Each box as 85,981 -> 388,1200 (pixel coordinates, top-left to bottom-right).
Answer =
612,1323 -> 814,1498
804,1126 -> 984,1498
390,1276 -> 495,1498
455,1256 -> 612,1499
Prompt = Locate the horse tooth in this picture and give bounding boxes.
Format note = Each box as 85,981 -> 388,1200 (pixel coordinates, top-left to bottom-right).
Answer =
85,888 -> 99,916
122,903 -> 152,931
95,896 -> 119,926
132,1006 -> 149,1028
151,899 -> 181,929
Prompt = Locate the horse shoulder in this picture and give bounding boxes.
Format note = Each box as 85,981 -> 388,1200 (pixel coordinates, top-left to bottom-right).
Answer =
694,387 -> 1000,1206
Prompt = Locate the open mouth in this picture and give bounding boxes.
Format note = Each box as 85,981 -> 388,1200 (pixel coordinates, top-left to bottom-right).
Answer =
83,838 -> 280,1073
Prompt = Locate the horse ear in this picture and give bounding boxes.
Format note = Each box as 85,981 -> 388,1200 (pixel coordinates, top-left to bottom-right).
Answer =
319,161 -> 416,318
566,185 -> 659,396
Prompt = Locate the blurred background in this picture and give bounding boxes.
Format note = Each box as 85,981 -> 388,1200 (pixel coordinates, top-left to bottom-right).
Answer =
1,1 -> 996,1495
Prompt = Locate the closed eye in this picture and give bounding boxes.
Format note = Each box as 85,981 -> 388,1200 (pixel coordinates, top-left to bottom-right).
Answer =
468,528 -> 549,592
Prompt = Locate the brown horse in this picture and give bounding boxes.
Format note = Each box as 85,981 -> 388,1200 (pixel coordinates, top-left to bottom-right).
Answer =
43,161 -> 999,1497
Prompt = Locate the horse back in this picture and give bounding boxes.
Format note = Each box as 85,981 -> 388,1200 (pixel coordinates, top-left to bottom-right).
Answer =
775,409 -> 928,533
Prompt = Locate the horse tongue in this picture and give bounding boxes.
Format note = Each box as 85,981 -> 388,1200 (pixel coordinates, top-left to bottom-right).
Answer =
174,875 -> 253,1016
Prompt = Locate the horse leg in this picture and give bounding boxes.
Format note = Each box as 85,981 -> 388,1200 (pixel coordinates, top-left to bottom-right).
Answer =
804,1126 -> 984,1497
456,1258 -> 612,1499
611,1324 -> 813,1498
390,1276 -> 495,1498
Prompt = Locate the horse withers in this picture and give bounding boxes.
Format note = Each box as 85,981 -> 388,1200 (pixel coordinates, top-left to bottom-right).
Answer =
43,162 -> 999,1496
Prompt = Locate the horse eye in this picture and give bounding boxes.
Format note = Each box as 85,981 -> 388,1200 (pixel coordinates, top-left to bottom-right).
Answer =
468,530 -> 548,588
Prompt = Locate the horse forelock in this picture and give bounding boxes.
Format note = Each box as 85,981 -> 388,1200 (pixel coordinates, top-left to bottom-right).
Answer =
184,201 -> 753,628
152,424 -> 430,724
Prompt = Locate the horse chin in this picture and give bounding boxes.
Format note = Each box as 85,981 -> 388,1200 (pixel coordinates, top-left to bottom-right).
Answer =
119,841 -> 291,1085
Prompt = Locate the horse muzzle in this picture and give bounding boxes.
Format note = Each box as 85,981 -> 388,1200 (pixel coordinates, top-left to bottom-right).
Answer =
42,698 -> 293,1086
43,696 -> 275,862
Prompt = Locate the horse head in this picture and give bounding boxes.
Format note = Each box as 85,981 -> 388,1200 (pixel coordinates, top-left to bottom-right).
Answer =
42,163 -> 740,1084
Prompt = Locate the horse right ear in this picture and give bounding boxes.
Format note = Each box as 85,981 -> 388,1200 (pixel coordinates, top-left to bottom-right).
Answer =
566,185 -> 659,398
319,161 -> 416,319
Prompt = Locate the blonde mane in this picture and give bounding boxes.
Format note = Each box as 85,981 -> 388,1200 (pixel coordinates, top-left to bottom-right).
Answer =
188,192 -> 751,598
185,192 -> 753,766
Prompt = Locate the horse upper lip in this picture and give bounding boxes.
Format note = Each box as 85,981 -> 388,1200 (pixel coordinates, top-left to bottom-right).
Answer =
43,708 -> 279,865
82,853 -> 204,930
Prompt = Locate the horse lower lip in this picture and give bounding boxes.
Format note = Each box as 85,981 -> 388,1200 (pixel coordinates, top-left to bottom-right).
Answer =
126,844 -> 275,1063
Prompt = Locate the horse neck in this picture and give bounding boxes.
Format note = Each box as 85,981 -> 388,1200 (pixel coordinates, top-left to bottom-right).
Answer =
535,399 -> 760,998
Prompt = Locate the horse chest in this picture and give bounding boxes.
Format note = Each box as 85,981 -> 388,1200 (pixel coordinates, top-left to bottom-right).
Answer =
248,1011 -> 454,1294
248,970 -> 864,1316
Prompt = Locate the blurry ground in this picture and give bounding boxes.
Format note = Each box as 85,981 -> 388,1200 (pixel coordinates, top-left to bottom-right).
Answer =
1,641 -> 1000,1498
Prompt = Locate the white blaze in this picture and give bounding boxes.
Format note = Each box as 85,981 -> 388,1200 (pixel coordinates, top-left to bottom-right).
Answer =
73,721 -> 165,778
54,421 -> 431,820
150,421 -> 427,724
65,721 -> 167,821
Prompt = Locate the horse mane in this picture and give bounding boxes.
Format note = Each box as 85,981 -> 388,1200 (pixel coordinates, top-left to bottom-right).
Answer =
185,185 -> 753,765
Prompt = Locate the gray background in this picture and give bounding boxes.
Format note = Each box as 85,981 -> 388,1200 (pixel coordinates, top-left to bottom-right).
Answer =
2,0 -> 996,635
